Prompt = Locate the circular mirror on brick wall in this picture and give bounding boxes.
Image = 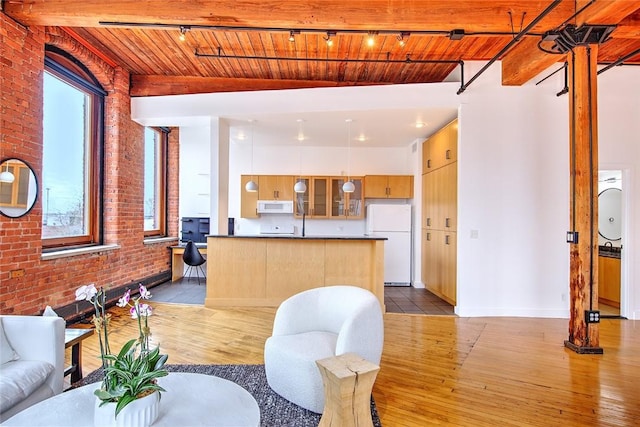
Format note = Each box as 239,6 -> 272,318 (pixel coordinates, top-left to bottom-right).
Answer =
0,158 -> 38,218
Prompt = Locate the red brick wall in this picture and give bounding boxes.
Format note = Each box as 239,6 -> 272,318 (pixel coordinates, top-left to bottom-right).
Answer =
0,17 -> 180,316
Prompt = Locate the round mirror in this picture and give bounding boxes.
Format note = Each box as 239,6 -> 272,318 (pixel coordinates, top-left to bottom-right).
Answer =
598,187 -> 622,241
0,158 -> 38,218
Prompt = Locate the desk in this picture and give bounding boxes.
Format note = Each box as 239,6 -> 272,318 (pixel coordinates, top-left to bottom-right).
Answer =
64,328 -> 94,385
169,244 -> 207,282
2,372 -> 260,426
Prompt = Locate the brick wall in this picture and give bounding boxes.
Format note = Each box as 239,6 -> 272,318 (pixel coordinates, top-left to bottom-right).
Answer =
0,16 -> 180,317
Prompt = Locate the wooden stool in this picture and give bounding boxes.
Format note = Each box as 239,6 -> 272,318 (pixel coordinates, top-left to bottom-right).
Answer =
316,352 -> 380,427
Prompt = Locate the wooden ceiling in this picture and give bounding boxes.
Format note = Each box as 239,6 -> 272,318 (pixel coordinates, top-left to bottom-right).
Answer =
3,1 -> 640,96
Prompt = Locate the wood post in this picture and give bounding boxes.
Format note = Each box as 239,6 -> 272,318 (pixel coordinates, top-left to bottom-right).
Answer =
565,45 -> 602,354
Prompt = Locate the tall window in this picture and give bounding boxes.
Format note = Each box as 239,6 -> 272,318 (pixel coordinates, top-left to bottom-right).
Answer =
42,48 -> 104,249
144,127 -> 168,237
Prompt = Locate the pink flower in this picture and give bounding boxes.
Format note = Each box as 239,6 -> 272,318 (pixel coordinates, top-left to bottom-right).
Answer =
75,284 -> 98,302
116,289 -> 131,307
130,303 -> 152,319
139,284 -> 152,300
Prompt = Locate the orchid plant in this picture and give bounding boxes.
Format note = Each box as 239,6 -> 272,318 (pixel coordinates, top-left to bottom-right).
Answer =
75,283 -> 168,417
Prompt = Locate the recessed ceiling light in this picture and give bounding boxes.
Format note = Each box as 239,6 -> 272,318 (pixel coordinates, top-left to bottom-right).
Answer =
415,122 -> 426,129
357,134 -> 367,142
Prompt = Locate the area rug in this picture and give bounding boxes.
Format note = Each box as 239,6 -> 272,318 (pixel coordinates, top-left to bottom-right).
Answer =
75,363 -> 382,427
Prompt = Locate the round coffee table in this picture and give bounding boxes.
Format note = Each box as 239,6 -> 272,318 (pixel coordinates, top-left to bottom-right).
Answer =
2,372 -> 260,426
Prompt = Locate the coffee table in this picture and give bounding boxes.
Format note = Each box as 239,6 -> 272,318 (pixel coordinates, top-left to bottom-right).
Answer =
2,372 -> 260,426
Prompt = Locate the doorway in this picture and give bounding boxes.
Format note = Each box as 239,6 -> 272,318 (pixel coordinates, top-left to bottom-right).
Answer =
597,170 -> 624,318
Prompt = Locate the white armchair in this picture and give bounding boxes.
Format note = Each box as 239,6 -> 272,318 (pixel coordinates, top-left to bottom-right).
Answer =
0,315 -> 65,422
264,285 -> 384,413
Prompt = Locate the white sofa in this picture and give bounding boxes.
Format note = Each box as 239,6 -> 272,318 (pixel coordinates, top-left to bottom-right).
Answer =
0,315 -> 65,422
264,285 -> 384,413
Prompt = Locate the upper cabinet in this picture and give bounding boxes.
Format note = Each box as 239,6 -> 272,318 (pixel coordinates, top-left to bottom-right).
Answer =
330,177 -> 364,219
422,119 -> 458,172
364,175 -> 413,199
294,176 -> 330,218
258,175 -> 294,200
240,175 -> 259,218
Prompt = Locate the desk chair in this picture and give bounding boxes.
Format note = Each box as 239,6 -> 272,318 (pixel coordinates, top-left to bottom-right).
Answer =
182,241 -> 206,285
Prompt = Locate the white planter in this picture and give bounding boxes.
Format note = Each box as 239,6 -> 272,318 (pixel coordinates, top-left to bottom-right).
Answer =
94,390 -> 160,427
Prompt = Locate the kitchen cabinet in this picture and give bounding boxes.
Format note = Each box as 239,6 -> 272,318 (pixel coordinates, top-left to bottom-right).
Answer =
258,175 -> 294,200
330,177 -> 364,219
422,230 -> 456,305
294,176 -> 330,218
364,175 -> 414,199
423,119 -> 458,172
240,175 -> 259,218
598,255 -> 620,307
421,118 -> 458,304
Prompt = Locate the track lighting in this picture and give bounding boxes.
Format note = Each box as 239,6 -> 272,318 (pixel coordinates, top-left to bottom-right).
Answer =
179,26 -> 190,42
288,30 -> 300,43
367,31 -> 378,47
397,32 -> 410,47
324,31 -> 336,46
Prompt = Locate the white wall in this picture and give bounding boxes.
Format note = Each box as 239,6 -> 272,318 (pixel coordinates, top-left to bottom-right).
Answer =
597,67 -> 640,320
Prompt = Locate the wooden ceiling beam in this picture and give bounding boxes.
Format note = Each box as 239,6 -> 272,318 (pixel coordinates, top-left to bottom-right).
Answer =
501,0 -> 639,86
3,0 -> 574,33
130,75 -> 388,97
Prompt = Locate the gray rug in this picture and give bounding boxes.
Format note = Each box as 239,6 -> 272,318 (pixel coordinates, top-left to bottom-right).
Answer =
75,364 -> 382,427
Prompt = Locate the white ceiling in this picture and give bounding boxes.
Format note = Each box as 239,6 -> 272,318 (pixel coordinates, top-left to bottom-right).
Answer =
132,82 -> 462,148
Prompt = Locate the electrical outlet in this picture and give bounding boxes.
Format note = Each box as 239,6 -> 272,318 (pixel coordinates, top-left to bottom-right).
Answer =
9,269 -> 25,278
585,310 -> 600,324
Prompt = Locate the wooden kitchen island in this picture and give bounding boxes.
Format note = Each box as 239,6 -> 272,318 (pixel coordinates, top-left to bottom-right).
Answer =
205,235 -> 386,310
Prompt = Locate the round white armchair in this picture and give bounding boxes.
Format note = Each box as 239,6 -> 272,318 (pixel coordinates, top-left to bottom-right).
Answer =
264,285 -> 384,413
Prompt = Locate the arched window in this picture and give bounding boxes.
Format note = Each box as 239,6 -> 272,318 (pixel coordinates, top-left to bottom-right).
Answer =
42,46 -> 105,249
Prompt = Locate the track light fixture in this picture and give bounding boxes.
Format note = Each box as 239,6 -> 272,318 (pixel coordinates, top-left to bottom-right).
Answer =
324,31 -> 336,46
397,32 -> 410,47
179,25 -> 190,42
367,31 -> 378,47
288,30 -> 300,42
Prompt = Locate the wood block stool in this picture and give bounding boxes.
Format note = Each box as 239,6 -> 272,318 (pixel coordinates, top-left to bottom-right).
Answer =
316,352 -> 380,427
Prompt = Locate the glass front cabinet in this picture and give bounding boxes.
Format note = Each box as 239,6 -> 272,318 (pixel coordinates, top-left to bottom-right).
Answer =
294,176 -> 330,218
330,177 -> 364,219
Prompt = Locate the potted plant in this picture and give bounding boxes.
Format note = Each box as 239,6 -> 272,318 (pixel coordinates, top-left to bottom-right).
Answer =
75,284 -> 168,426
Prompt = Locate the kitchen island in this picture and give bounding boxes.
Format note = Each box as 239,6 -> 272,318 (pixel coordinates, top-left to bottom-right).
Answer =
205,235 -> 386,310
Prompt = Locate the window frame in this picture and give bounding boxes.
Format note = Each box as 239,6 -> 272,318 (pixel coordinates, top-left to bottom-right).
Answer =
42,48 -> 105,250
143,127 -> 169,238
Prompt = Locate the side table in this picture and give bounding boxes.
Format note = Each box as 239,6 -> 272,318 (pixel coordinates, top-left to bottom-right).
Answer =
64,328 -> 94,386
316,352 -> 380,427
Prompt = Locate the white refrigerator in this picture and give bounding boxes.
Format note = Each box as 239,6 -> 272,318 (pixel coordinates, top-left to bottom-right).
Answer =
366,204 -> 412,286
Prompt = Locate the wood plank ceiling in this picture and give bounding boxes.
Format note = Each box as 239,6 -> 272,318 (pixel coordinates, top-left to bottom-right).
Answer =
3,0 -> 640,96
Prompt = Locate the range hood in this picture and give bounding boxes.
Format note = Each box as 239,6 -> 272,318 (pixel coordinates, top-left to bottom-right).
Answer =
257,200 -> 294,214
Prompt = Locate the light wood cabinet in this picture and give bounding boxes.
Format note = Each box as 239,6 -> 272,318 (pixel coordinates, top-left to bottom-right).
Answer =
330,177 -> 364,219
598,255 -> 620,307
421,118 -> 458,304
240,175 -> 259,218
364,175 -> 414,199
421,230 -> 456,305
423,119 -> 458,172
294,176 -> 330,218
258,175 -> 294,200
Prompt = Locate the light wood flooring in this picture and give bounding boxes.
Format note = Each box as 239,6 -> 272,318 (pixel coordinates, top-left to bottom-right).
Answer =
69,301 -> 640,426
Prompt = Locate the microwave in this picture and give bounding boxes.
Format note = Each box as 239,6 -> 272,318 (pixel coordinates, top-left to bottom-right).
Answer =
257,200 -> 294,214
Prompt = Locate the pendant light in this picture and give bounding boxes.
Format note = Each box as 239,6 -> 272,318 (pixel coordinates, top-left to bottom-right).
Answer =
294,119 -> 307,193
0,161 -> 15,184
342,119 -> 355,193
245,120 -> 258,192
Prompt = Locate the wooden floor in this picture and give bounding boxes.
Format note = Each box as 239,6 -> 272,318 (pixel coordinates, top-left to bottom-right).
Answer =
70,304 -> 640,426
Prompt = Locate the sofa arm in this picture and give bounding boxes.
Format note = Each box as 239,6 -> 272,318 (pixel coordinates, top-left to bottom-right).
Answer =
1,315 -> 65,395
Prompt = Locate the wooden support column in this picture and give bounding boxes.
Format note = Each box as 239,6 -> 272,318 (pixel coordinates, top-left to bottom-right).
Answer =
564,44 -> 602,354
